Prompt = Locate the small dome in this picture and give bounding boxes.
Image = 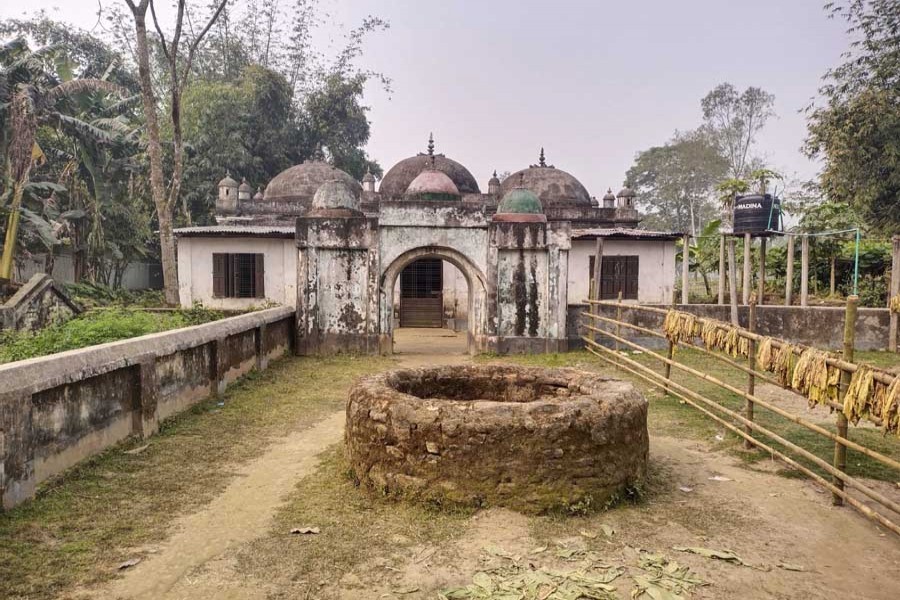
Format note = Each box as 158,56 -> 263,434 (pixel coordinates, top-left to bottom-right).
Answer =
404,169 -> 461,201
238,177 -> 252,193
617,186 -> 636,199
253,187 -> 264,201
362,168 -> 376,183
488,170 -> 501,186
602,188 -> 616,202
493,188 -> 547,223
311,179 -> 361,213
265,161 -> 361,201
218,172 -> 238,188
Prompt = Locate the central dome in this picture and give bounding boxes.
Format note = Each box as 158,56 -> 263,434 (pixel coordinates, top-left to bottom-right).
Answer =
405,169 -> 460,201
265,161 -> 361,201
500,158 -> 592,208
380,154 -> 479,198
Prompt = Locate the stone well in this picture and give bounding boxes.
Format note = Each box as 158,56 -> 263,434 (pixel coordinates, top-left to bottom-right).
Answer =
345,365 -> 649,512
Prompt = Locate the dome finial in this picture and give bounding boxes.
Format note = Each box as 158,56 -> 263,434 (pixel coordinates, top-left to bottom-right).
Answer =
427,132 -> 435,157
539,147 -> 546,168
493,169 -> 498,178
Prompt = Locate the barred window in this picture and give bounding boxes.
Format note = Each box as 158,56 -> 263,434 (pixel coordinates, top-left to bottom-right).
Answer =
212,253 -> 265,299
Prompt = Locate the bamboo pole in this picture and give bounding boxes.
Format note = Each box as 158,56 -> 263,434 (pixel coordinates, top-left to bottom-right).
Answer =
758,238 -> 767,305
581,334 -> 900,517
801,236 -> 810,307
745,297 -> 757,449
718,235 -> 726,305
663,297 -> 675,395
681,234 -> 690,305
742,233 -> 752,305
615,290 -> 623,353
834,295 -> 858,505
727,237 -> 739,325
583,341 -> 900,537
890,236 -> 900,352
582,325 -> 900,473
591,237 -> 604,345
785,234 -> 795,306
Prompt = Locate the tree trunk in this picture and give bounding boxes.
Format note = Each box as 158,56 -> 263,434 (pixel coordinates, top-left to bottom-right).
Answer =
0,180 -> 27,281
830,256 -> 836,296
129,4 -> 180,306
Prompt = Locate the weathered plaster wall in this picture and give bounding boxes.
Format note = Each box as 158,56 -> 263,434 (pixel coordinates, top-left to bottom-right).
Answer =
177,236 -> 296,309
0,306 -> 294,510
1,274 -> 80,333
568,239 -> 676,304
567,303 -> 892,351
442,260 -> 468,325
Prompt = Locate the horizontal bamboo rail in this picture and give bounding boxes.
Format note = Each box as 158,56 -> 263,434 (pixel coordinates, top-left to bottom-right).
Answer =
581,312 -> 783,387
585,325 -> 900,474
581,313 -> 886,429
583,299 -> 897,386
583,339 -> 900,537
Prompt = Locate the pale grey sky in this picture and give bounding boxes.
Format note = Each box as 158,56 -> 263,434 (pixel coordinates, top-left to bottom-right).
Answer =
1,0 -> 849,197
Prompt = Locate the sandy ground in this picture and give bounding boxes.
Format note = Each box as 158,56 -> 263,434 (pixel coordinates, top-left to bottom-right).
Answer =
79,328 -> 900,600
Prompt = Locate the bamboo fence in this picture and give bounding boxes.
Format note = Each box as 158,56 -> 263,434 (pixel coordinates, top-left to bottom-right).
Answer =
581,296 -> 900,538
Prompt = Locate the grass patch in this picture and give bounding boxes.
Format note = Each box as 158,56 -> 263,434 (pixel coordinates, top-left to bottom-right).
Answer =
238,445 -> 471,594
0,354 -> 392,600
0,305 -> 227,364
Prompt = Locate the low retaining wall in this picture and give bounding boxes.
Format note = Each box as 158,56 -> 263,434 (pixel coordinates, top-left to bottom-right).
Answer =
568,303 -> 892,351
0,305 -> 295,510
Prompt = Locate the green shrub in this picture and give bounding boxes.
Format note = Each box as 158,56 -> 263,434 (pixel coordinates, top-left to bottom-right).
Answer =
0,305 -> 226,364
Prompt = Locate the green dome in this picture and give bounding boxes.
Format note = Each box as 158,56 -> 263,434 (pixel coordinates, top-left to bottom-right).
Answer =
498,188 -> 544,214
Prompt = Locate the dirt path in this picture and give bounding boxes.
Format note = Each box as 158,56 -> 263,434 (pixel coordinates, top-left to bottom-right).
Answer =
82,329 -> 470,600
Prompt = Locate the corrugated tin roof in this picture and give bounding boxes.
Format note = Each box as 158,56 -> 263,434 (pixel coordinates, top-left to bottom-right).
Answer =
571,227 -> 681,240
174,225 -> 295,237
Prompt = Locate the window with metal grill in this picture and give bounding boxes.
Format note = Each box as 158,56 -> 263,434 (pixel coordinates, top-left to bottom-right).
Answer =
589,255 -> 639,300
212,253 -> 265,298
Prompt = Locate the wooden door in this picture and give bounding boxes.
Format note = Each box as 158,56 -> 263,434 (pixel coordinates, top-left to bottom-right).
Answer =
400,259 -> 444,327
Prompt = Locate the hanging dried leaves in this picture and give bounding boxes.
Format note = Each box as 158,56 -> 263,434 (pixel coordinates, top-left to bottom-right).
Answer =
890,295 -> 900,313
790,349 -> 840,408
662,310 -> 700,348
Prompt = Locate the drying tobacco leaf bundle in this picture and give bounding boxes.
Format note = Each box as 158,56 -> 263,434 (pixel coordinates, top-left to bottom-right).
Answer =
843,365 -> 875,425
770,343 -> 798,387
790,349 -> 840,408
756,337 -> 775,371
890,295 -> 900,313
722,327 -> 750,359
872,376 -> 900,436
662,310 -> 700,347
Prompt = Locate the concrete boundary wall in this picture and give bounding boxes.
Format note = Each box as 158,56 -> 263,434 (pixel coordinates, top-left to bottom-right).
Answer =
568,303 -> 891,352
0,305 -> 295,510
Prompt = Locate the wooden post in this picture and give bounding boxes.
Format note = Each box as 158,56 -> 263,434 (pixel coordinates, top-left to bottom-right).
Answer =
664,296 -> 675,395
591,237 -> 604,344
718,235 -> 726,305
681,234 -> 690,305
800,236 -> 809,307
727,237 -> 739,326
615,290 -> 623,353
785,234 -> 795,306
889,236 -> 900,352
742,233 -> 752,305
745,298 -> 757,449
834,295 -> 858,506
830,256 -> 837,296
757,237 -> 766,305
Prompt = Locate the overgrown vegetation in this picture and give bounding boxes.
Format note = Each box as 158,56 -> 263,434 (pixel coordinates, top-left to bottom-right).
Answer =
0,304 -> 225,363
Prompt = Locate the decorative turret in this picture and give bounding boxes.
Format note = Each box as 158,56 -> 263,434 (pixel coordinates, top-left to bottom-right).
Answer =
602,188 -> 616,208
216,171 -> 239,214
617,186 -> 636,209
362,167 -> 376,192
238,177 -> 252,202
253,186 -> 264,201
488,170 -> 501,195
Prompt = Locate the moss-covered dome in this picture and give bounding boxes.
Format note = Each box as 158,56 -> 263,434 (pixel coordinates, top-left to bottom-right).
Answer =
310,179 -> 361,215
493,188 -> 547,223
264,161 -> 361,201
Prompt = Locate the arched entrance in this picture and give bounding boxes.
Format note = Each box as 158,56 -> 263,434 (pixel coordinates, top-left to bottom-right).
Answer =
380,246 -> 488,355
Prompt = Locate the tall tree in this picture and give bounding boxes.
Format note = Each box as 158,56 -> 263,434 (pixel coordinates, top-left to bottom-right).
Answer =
701,83 -> 775,181
121,0 -> 226,305
805,0 -> 900,234
625,130 -> 728,237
